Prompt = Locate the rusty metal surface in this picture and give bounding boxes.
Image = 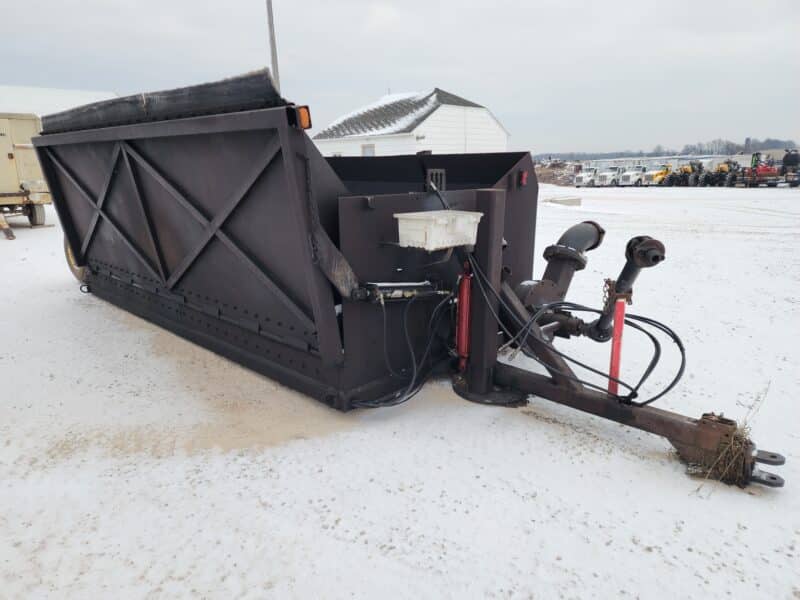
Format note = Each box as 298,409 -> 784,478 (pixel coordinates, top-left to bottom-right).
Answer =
492,349 -> 784,487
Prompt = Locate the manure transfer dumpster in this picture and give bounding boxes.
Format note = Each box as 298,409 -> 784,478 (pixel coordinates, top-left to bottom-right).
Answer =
33,69 -> 537,410
34,69 -> 785,488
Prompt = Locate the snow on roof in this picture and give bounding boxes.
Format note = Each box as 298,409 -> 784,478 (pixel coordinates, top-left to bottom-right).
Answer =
0,85 -> 117,117
313,88 -> 483,140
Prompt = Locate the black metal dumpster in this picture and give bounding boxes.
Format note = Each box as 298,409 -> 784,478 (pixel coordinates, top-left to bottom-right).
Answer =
34,70 -> 538,410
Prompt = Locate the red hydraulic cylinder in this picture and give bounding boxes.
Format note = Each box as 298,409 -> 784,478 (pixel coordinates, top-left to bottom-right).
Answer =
607,298 -> 626,395
456,269 -> 473,372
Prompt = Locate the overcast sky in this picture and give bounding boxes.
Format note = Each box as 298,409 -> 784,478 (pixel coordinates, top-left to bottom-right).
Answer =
5,0 -> 799,152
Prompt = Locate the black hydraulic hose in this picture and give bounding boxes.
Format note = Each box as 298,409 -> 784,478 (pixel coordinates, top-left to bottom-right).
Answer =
504,298 -> 641,397
468,257 -> 630,391
555,303 -> 663,396
401,295 -> 420,393
623,314 -> 685,406
560,302 -> 685,407
428,180 -> 451,209
469,263 -> 628,397
380,297 -> 405,378
356,292 -> 453,409
470,256 -> 673,404
399,293 -> 453,399
423,181 -> 681,407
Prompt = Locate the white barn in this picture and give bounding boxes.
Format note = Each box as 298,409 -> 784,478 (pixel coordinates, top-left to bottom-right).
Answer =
313,89 -> 508,157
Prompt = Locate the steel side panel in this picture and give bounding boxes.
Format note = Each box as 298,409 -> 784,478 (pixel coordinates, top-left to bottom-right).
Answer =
34,146 -> 82,255
337,190 -> 480,400
89,271 -> 338,405
35,107 -> 343,396
326,152 -> 538,285
495,153 -> 538,284
279,125 -> 343,368
466,191 -> 506,394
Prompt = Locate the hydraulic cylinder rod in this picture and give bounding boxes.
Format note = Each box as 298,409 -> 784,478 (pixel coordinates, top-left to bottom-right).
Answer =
456,268 -> 472,372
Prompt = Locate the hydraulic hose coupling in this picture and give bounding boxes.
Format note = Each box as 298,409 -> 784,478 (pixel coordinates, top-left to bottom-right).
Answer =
616,236 -> 666,294
585,236 -> 666,342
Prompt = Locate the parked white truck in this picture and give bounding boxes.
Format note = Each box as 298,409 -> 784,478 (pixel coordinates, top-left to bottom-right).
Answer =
620,165 -> 646,187
574,167 -> 598,187
596,166 -> 624,187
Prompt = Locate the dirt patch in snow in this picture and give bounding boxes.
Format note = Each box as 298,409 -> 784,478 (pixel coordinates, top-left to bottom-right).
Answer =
45,409 -> 351,460
518,404 -> 672,464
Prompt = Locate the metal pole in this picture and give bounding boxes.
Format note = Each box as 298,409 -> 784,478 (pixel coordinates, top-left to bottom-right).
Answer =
266,0 -> 281,93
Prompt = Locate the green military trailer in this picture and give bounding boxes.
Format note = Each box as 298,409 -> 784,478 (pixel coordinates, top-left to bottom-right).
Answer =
0,112 -> 51,239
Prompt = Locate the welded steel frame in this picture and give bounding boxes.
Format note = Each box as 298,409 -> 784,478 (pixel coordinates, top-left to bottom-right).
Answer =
34,107 -> 346,405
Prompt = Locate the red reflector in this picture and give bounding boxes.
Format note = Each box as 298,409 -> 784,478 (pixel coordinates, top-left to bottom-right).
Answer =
519,170 -> 529,186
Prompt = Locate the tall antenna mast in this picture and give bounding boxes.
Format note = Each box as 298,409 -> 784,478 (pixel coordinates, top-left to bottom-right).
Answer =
266,0 -> 281,92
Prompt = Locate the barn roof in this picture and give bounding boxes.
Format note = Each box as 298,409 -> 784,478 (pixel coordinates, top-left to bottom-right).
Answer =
313,88 -> 483,140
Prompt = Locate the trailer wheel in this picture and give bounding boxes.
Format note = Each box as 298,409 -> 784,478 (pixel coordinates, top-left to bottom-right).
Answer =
767,182 -> 778,188
64,236 -> 87,283
27,204 -> 46,227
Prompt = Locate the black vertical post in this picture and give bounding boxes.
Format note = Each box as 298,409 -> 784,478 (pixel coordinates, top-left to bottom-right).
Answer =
466,189 -> 506,395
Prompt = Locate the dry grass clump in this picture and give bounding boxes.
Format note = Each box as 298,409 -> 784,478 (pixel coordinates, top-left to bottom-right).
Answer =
687,424 -> 752,487
689,381 -> 770,489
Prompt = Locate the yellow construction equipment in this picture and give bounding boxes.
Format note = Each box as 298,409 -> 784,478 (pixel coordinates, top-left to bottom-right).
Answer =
643,164 -> 672,186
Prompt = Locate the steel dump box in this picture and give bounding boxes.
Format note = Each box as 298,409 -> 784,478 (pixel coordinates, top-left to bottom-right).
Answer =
34,71 -> 538,409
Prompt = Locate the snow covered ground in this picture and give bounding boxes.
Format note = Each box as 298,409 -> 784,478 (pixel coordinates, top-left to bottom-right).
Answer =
2,184 -> 799,598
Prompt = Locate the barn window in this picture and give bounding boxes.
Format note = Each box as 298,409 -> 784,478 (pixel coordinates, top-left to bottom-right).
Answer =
361,144 -> 375,157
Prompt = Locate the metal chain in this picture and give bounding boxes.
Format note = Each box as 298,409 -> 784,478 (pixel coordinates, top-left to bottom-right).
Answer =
603,278 -> 614,311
